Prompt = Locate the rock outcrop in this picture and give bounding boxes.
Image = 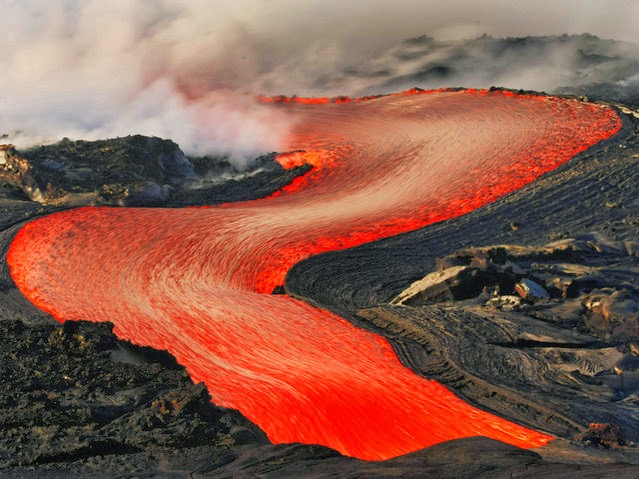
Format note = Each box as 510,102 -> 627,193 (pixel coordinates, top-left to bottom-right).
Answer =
0,318 -> 268,470
391,235 -> 639,341
0,136 -> 311,207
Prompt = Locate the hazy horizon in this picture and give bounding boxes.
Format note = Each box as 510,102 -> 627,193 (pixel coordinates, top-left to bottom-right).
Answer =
1,0 -> 638,158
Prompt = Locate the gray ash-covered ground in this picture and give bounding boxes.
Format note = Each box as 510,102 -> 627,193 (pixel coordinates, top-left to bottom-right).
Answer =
2,100 -> 639,477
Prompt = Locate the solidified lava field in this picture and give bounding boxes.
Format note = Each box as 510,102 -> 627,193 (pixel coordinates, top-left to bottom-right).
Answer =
6,89 -> 622,461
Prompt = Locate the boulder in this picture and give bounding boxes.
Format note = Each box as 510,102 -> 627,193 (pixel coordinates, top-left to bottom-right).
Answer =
0,144 -> 13,165
515,278 -> 550,302
486,295 -> 522,311
391,266 -> 483,305
576,423 -> 625,447
600,293 -> 639,322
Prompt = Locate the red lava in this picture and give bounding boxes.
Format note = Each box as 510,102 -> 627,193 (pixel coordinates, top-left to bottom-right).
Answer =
7,89 -> 621,460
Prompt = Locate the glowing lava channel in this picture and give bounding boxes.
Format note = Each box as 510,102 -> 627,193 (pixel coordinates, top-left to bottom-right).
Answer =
8,90 -> 621,460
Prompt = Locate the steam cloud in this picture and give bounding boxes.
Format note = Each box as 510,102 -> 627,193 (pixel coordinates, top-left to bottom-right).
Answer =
1,0 -> 638,160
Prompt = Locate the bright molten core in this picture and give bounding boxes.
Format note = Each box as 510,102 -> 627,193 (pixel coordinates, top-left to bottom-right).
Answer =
7,90 -> 621,460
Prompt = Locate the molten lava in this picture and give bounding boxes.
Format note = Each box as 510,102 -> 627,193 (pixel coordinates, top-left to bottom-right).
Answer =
7,90 -> 621,460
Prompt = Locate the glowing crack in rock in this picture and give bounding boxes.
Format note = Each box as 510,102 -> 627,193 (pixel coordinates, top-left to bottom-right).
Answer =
8,90 -> 621,460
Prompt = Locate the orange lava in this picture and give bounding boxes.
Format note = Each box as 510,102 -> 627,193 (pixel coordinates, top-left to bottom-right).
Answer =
7,89 -> 621,460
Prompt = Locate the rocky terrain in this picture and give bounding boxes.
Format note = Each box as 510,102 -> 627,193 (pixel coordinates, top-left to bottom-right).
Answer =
2,100 -> 639,477
361,235 -> 639,442
0,137 -> 310,207
2,308 -> 639,478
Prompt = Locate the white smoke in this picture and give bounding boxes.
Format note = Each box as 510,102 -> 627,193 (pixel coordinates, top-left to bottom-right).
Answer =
0,0 -> 294,159
1,0 -> 637,160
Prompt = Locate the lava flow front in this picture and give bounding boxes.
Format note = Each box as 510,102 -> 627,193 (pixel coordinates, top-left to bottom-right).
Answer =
7,90 -> 621,460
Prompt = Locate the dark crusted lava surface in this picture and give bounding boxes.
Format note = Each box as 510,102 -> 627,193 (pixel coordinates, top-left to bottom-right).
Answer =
0,319 -> 268,474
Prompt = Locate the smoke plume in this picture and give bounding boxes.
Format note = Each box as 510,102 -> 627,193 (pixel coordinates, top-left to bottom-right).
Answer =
1,0 -> 638,160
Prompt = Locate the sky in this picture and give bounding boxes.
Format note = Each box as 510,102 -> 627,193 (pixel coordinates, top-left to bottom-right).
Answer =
1,0 -> 637,157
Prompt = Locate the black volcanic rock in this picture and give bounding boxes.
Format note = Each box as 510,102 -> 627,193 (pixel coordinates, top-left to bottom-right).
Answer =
390,265 -> 484,305
1,136 -> 194,204
0,137 -> 312,207
0,319 -> 269,470
355,300 -> 639,441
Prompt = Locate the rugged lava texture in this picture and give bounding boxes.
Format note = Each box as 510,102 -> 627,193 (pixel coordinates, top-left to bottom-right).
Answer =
359,234 -> 639,440
0,136 -> 310,207
0,319 -> 267,470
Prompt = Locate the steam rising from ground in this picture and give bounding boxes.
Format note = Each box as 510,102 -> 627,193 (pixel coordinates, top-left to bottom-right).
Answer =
0,0 -> 294,160
1,0 -> 638,161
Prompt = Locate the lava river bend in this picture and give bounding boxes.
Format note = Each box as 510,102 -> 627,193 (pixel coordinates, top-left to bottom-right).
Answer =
7,90 -> 621,460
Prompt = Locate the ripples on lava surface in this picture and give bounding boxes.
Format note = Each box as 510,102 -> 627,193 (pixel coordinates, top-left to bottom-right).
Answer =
8,89 -> 621,460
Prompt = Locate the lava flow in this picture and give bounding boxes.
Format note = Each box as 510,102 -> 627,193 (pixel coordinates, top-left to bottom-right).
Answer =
8,90 -> 621,460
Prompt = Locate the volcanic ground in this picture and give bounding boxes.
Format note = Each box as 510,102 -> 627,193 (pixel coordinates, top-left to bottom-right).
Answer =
2,89 -> 639,478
